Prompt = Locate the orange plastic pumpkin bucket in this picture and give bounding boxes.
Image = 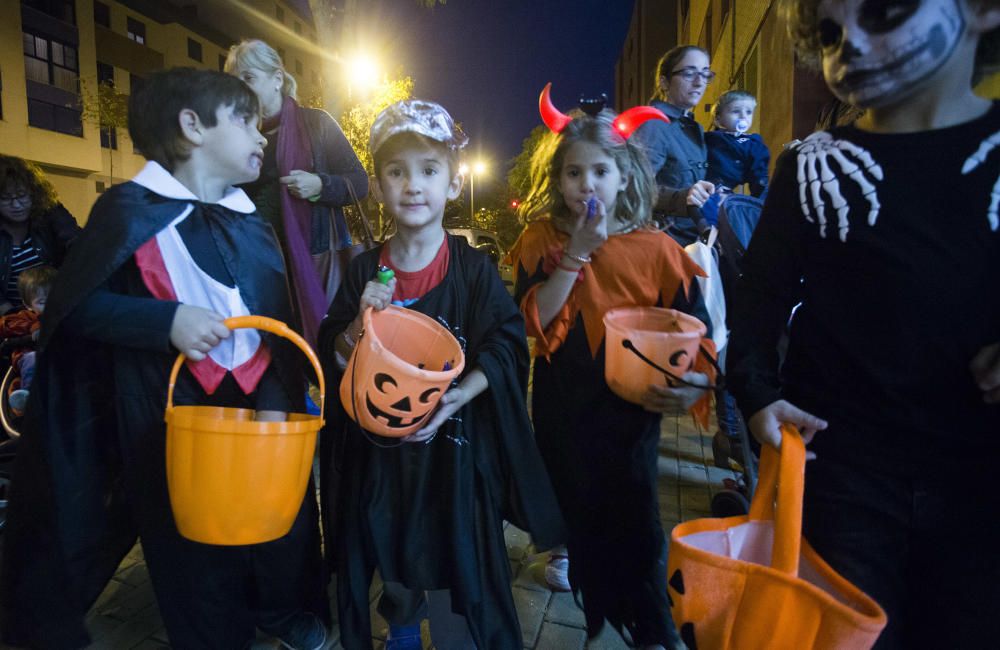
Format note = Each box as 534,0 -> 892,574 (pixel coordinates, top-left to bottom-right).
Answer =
339,305 -> 464,438
603,307 -> 707,405
165,316 -> 323,545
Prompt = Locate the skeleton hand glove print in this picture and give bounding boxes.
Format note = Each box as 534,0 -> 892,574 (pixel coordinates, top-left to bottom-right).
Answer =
962,131 -> 1000,231
795,132 -> 884,241
818,0 -> 964,109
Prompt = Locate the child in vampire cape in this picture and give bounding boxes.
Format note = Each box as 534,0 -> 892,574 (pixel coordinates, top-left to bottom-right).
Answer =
728,1 -> 1000,647
0,68 -> 327,649
319,100 -> 565,650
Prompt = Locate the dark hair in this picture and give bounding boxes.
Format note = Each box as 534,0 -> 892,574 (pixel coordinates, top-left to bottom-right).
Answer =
128,68 -> 260,171
17,265 -> 57,305
372,132 -> 461,178
651,45 -> 710,102
781,0 -> 1000,81
0,155 -> 59,218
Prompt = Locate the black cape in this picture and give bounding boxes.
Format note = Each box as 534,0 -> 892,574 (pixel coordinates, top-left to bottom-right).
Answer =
319,235 -> 566,650
0,181 -> 303,647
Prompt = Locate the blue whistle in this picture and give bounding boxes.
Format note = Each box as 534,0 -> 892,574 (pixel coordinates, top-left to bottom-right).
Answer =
586,197 -> 598,220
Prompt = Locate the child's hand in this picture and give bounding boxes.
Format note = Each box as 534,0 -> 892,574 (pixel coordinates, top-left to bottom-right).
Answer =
970,342 -> 1000,404
359,277 -> 397,313
747,399 -> 827,458
280,170 -> 323,200
403,386 -> 467,443
641,372 -> 709,414
169,304 -> 230,361
686,180 -> 716,208
566,197 -> 609,258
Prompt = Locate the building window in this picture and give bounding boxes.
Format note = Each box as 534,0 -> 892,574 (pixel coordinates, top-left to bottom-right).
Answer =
127,16 -> 146,44
187,38 -> 202,62
219,54 -> 226,71
276,5 -> 285,22
294,21 -> 302,35
23,31 -> 78,93
22,0 -> 76,25
97,61 -> 114,85
295,59 -> 303,75
93,1 -> 110,27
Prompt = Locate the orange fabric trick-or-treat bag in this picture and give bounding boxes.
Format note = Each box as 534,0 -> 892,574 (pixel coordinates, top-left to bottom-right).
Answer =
667,425 -> 887,650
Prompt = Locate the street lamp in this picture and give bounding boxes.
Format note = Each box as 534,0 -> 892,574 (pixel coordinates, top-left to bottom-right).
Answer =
463,161 -> 486,222
345,54 -> 379,99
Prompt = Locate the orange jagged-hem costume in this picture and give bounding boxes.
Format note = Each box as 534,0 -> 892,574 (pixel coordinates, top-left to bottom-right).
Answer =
509,218 -> 715,647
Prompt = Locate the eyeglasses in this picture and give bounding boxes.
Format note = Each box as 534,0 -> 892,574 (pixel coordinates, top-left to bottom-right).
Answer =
0,192 -> 30,206
671,68 -> 716,84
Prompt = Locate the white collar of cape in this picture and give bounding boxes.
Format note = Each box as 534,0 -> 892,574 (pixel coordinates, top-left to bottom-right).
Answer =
131,161 -> 256,214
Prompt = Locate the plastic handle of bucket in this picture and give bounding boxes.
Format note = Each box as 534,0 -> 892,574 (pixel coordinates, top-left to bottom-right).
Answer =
166,315 -> 325,420
620,339 -> 723,390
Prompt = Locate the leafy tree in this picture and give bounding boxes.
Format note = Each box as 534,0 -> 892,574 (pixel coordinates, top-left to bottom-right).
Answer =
79,77 -> 130,186
339,75 -> 414,238
506,125 -> 547,205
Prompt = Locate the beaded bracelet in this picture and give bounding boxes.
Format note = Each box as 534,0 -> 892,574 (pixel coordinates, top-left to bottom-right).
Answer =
563,248 -> 592,265
555,260 -> 583,273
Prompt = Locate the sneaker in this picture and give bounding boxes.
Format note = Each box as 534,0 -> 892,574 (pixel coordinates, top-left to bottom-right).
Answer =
385,624 -> 422,650
544,553 -> 571,592
8,389 -> 28,415
273,612 -> 327,650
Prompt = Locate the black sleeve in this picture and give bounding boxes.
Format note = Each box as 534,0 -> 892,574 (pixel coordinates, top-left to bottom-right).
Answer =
63,281 -> 179,352
44,203 -> 83,265
318,249 -> 374,363
748,135 -> 771,198
313,111 -> 370,207
727,149 -> 805,417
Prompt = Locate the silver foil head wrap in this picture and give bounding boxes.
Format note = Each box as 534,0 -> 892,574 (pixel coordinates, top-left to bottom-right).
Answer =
369,100 -> 468,156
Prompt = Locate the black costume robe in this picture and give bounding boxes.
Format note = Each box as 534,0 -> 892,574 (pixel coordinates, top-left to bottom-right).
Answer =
319,235 -> 566,650
0,171 -> 323,648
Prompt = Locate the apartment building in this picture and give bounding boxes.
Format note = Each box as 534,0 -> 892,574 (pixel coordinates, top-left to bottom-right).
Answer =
0,0 -> 322,221
615,0 -> 677,113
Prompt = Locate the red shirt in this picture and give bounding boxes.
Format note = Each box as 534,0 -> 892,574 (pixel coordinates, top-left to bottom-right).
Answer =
379,236 -> 450,306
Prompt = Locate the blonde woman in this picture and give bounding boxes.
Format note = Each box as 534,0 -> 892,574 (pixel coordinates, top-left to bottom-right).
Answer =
226,39 -> 367,346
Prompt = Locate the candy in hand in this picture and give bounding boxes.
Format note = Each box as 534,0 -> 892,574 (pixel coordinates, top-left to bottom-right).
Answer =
376,265 -> 395,285
586,197 -> 598,220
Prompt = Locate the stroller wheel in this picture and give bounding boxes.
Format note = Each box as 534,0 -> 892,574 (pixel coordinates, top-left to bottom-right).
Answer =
711,488 -> 750,518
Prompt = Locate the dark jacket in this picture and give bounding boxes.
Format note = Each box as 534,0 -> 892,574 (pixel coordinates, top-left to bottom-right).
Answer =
634,100 -> 709,245
0,203 -> 80,304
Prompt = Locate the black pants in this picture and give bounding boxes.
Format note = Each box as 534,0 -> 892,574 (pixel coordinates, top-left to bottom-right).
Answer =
802,457 -> 1000,650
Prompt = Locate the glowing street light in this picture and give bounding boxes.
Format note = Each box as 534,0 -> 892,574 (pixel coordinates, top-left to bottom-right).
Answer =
462,161 -> 487,221
346,54 -> 379,98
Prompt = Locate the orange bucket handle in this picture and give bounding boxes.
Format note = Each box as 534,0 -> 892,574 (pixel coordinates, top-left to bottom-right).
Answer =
166,315 -> 325,420
747,423 -> 806,577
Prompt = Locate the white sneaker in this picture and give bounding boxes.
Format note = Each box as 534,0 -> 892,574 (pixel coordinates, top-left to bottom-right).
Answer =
544,553 -> 570,592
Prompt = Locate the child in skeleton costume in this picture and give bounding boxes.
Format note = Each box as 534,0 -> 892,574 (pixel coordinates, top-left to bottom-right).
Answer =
319,100 -> 565,650
509,87 -> 716,650
0,69 -> 327,649
704,90 -> 771,199
727,1 -> 1000,648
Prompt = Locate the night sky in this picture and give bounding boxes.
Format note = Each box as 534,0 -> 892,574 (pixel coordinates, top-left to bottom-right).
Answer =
346,0 -> 636,196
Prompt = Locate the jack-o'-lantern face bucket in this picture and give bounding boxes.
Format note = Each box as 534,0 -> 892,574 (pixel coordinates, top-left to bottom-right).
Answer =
340,306 -> 465,438
603,307 -> 707,405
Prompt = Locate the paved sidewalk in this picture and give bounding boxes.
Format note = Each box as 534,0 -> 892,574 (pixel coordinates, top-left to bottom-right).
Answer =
51,412 -> 732,650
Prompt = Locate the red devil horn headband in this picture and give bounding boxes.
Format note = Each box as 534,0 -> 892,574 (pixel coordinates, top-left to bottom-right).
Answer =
538,83 -> 669,138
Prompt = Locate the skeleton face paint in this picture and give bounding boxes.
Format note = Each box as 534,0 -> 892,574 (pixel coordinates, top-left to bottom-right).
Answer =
818,0 -> 965,108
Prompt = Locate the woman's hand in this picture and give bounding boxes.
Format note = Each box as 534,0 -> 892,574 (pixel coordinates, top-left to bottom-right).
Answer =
169,304 -> 230,361
747,399 -> 827,458
565,198 -> 608,259
280,170 -> 323,199
971,342 -> 1000,404
685,180 -> 716,208
641,372 -> 709,414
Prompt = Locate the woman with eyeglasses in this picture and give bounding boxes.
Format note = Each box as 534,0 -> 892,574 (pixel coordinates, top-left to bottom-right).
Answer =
635,46 -> 716,246
0,155 -> 80,315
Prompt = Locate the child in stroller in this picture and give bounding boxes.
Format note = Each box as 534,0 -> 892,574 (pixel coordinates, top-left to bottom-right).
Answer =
1,266 -> 54,424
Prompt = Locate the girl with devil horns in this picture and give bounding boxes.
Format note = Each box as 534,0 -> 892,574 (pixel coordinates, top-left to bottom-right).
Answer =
508,85 -> 716,650
728,0 -> 1000,647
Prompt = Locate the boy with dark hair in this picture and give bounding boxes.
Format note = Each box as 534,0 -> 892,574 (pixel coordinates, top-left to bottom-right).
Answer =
0,68 -> 326,649
729,1 -> 1000,647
